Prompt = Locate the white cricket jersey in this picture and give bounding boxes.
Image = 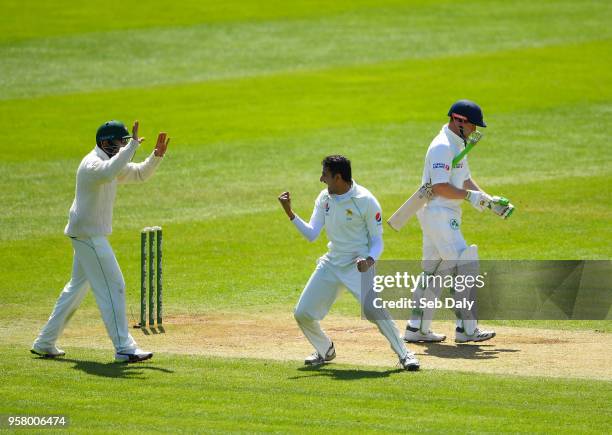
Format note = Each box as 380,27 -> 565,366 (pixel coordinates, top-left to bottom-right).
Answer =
64,140 -> 163,237
313,182 -> 384,267
422,125 -> 471,211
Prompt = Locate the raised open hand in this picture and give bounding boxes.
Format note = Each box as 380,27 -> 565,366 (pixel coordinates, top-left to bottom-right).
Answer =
154,132 -> 170,157
132,120 -> 145,144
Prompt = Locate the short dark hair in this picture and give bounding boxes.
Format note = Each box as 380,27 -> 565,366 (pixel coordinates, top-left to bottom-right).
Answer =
322,155 -> 351,182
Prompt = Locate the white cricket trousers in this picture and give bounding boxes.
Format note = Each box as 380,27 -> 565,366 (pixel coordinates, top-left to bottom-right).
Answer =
418,206 -> 467,264
33,236 -> 137,353
410,205 -> 473,330
294,258 -> 409,359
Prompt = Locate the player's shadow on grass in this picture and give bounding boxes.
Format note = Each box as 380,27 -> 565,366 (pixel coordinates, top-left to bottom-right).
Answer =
418,343 -> 519,360
34,356 -> 174,379
289,366 -> 404,381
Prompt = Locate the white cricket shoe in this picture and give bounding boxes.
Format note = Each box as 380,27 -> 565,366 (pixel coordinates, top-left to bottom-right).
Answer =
304,343 -> 336,366
404,326 -> 446,343
115,348 -> 153,363
455,327 -> 496,343
30,344 -> 66,358
399,352 -> 420,371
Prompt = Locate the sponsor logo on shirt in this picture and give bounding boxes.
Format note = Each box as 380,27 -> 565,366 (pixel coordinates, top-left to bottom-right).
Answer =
433,162 -> 450,171
324,202 -> 329,214
375,212 -> 382,223
345,209 -> 353,220
454,162 -> 464,168
450,218 -> 460,230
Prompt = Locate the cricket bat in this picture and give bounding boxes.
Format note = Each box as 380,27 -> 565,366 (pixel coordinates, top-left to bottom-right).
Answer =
387,182 -> 433,231
387,131 -> 483,231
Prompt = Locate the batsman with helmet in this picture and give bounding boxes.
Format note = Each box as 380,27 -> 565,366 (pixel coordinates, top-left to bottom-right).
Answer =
403,100 -> 514,344
32,120 -> 170,363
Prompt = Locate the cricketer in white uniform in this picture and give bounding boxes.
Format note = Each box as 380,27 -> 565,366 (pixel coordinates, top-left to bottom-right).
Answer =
404,100 -> 498,344
31,120 -> 170,363
279,155 -> 419,371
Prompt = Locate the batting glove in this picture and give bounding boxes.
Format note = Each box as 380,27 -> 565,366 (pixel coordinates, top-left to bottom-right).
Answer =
489,196 -> 515,219
465,190 -> 492,212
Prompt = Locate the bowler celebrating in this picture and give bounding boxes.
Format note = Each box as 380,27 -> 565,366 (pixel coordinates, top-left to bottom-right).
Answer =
32,120 -> 170,363
279,155 -> 419,371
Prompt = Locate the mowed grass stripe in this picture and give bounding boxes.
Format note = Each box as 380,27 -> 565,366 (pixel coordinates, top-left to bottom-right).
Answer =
2,1 -> 609,100
0,0 -> 414,43
2,0 -> 607,44
2,346 -> 611,433
1,40 -> 610,162
1,100 -> 610,245
1,100 -> 609,195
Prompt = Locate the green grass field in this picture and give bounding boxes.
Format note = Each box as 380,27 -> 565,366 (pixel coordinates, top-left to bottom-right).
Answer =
4,345 -> 612,433
1,0 -> 611,432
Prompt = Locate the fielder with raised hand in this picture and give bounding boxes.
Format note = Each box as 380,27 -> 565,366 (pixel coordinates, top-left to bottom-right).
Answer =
279,155 -> 420,371
403,100 -> 512,344
32,120 -> 170,363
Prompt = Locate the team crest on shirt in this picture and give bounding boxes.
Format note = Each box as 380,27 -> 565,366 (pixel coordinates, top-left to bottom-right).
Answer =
345,209 -> 353,220
375,212 -> 382,223
450,218 -> 460,230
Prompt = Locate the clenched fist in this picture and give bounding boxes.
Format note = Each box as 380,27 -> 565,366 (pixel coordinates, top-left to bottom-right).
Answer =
356,256 -> 375,272
278,191 -> 295,220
